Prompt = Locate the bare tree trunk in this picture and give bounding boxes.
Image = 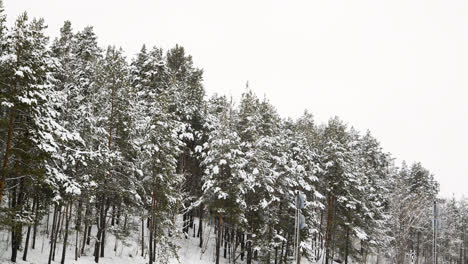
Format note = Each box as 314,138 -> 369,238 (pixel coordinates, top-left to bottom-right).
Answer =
32,197 -> 39,249
46,203 -> 50,237
247,233 -> 253,264
198,206 -> 203,248
152,220 -> 156,262
216,213 -> 223,264
48,204 -> 59,264
417,231 -> 421,264
100,228 -> 106,257
61,201 -> 73,264
283,233 -> 290,264
279,237 -> 285,264
325,194 -> 335,264
190,210 -> 194,228
116,205 -> 121,225
81,223 -> 88,254
75,190 -> 83,260
58,204 -> 65,239
111,205 -> 115,226
149,222 -> 153,264
12,177 -> 25,262
224,226 -> 228,259
141,216 -> 145,257
10,180 -> 18,263
52,205 -> 62,261
22,198 -> 35,261
231,227 -> 236,263
0,109 -> 15,205
94,200 -> 104,263
344,227 -> 350,264
241,232 -> 245,261
87,225 -> 92,245
275,239 -> 279,264
81,203 -> 90,254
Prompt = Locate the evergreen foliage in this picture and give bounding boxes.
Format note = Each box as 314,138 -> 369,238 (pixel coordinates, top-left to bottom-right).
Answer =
0,4 -> 465,264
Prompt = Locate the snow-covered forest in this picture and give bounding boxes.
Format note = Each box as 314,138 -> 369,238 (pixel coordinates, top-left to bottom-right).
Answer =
0,2 -> 467,264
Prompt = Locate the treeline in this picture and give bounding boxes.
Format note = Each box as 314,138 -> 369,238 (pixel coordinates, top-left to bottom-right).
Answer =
0,3 -> 466,264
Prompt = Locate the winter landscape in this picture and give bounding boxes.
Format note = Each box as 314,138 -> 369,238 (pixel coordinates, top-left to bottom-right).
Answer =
0,0 -> 468,264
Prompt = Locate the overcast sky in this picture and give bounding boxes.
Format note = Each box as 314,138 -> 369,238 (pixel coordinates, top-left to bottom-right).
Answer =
5,0 -> 468,198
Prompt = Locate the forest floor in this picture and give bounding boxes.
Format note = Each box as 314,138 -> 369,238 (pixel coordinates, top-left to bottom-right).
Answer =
0,214 -> 317,264
0,215 -> 316,264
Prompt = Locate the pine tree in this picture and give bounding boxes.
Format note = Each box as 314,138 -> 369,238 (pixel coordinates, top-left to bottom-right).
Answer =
131,45 -> 186,264
201,95 -> 248,264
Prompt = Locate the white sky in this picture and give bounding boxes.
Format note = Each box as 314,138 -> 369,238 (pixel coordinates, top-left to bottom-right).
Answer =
6,0 -> 468,198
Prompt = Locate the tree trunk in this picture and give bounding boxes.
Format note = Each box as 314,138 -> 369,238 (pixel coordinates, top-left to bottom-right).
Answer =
344,227 -> 350,264
94,199 -> 105,263
417,231 -> 420,264
12,177 -> 25,262
241,233 -> 245,261
100,228 -> 106,257
94,227 -> 102,263
22,207 -> 33,260
182,210 -> 187,235
75,195 -> 83,260
100,198 -> 110,259
23,226 -> 33,261
149,226 -> 153,264
0,109 -> 15,205
116,205 -> 121,225
231,227 -> 236,263
82,224 -> 88,254
325,194 -> 335,264
58,204 -> 65,239
279,238 -> 285,264
46,203 -> 50,237
32,197 -> 39,249
141,216 -> 145,257
53,205 -> 62,261
81,203 -> 90,254
247,233 -> 253,264
87,225 -> 92,245
10,180 -> 18,263
61,201 -> 72,264
216,213 -> 222,264
283,233 -> 290,264
224,226 -> 228,259
111,205 -> 115,226
275,241 -> 279,264
198,207 -> 203,247
22,198 -> 35,261
152,222 -> 156,262
190,210 -> 194,228
48,204 -> 59,264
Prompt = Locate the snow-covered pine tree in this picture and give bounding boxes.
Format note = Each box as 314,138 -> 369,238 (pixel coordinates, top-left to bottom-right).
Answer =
88,45 -> 145,262
317,117 -> 364,264
131,45 -> 185,264
201,95 -> 248,264
290,112 -> 324,262
166,45 -> 205,236
0,12 -> 80,262
50,24 -> 102,263
236,91 -> 285,264
387,162 -> 438,264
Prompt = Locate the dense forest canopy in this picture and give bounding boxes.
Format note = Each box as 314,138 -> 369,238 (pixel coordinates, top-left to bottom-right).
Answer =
0,2 -> 466,264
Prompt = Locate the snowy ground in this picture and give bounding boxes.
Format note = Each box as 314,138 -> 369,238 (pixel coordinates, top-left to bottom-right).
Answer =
0,215 -> 316,264
0,216 -> 238,264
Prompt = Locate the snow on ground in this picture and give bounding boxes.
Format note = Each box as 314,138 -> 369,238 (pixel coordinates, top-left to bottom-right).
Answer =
0,215 -> 316,264
0,215 -> 240,264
